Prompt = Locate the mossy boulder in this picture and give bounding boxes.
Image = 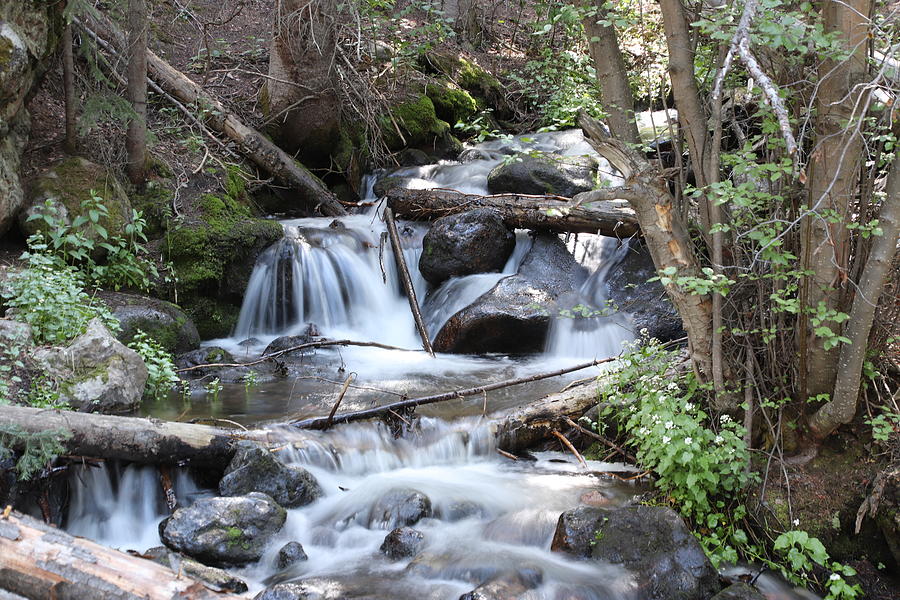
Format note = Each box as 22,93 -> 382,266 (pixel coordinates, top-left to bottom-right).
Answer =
99,291 -> 200,354
380,95 -> 461,157
487,152 -> 598,197
19,157 -> 133,246
426,81 -> 477,127
421,52 -> 511,120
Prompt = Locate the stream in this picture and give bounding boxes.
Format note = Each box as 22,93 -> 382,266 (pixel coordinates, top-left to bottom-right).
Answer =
64,130 -> 815,599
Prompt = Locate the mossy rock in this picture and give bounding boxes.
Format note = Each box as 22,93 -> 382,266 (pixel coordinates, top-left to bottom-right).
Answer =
99,291 -> 200,354
380,95 -> 451,151
426,82 -> 477,127
131,182 -> 174,239
19,157 -> 133,244
179,296 -> 242,340
420,52 -> 510,119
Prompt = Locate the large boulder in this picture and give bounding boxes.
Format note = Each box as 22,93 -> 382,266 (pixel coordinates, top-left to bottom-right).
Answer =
219,441 -> 323,508
31,318 -> 148,413
552,506 -> 720,600
605,239 -> 684,342
419,209 -> 515,286
434,234 -> 586,354
19,157 -> 133,248
365,489 -> 432,529
0,2 -> 62,236
99,291 -> 200,354
159,492 -> 287,566
487,153 -> 597,197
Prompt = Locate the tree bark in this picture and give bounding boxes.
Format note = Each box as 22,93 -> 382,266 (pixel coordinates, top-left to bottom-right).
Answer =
386,188 -> 640,238
62,20 -> 76,154
801,0 -> 871,400
809,153 -> 900,440
125,0 -> 148,184
0,405 -> 268,469
83,13 -> 347,217
0,511 -> 243,600
582,1 -> 640,145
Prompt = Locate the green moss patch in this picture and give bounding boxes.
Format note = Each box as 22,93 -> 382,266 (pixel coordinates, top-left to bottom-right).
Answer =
380,95 -> 451,151
427,82 -> 477,126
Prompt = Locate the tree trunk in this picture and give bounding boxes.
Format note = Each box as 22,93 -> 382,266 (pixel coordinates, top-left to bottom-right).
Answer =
0,511 -> 243,600
809,153 -> 900,440
83,13 -> 347,217
0,405 -> 269,469
62,20 -> 76,154
582,1 -> 640,146
125,0 -> 147,184
386,188 -> 640,237
800,0 -> 871,400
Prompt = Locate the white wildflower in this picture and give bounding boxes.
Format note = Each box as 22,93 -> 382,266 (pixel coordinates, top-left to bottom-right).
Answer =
714,435 -> 724,444
793,519 -> 800,526
829,574 -> 841,581
720,414 -> 732,424
665,421 -> 674,430
639,427 -> 650,436
662,436 -> 671,444
685,402 -> 695,411
684,437 -> 693,445
640,328 -> 649,337
667,382 -> 678,391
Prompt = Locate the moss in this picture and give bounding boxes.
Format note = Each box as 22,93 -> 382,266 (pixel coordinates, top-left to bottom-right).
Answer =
380,95 -> 451,151
427,82 -> 478,126
0,36 -> 13,68
332,123 -> 367,174
131,183 -> 173,239
186,297 -> 241,339
457,58 -> 502,98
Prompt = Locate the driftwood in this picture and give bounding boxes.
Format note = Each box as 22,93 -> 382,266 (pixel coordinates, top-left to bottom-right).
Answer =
0,510 -> 243,600
291,356 -> 617,429
0,405 -> 268,469
386,188 -> 640,237
81,14 -> 346,217
384,208 -> 435,356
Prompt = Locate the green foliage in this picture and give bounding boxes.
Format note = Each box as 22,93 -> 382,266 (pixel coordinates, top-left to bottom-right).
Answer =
773,531 -> 862,599
0,424 -> 72,481
205,378 -> 223,402
128,330 -> 179,402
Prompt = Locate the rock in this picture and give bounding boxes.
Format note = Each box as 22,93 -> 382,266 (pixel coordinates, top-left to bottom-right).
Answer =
605,239 -> 684,342
262,327 -> 322,357
253,582 -> 322,600
380,527 -> 425,559
419,209 -> 515,286
142,546 -> 248,593
0,3 -> 61,236
710,583 -> 767,600
175,346 -> 234,370
552,506 -> 720,600
99,291 -> 200,354
458,570 -> 542,600
0,320 -> 31,348
398,149 -> 432,167
275,541 -> 308,570
434,234 -> 587,354
487,153 -> 598,197
220,441 -> 323,508
366,489 -> 432,529
874,468 -> 899,570
159,492 -> 287,566
19,157 -> 133,250
373,175 -> 415,198
444,501 -> 486,521
31,318 -> 148,413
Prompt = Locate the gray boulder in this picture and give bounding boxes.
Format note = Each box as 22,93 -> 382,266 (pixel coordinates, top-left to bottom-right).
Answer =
419,209 -> 515,286
32,318 -> 148,413
380,527 -> 425,559
434,234 -> 586,354
366,489 -> 432,529
159,492 -> 287,566
459,570 -> 543,600
487,153 -> 597,197
710,583 -> 767,600
99,291 -> 200,354
552,506 -> 720,600
175,346 -> 234,370
219,441 -> 322,508
275,541 -> 308,570
142,546 -> 248,593
605,239 -> 684,342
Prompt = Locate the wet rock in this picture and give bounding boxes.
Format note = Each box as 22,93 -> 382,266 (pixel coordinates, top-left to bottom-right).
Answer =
99,291 -> 200,354
254,582 -> 322,600
605,239 -> 684,342
487,152 -> 598,197
380,527 -> 425,559
459,569 -> 543,600
419,209 -> 515,286
367,489 -> 432,529
175,347 -> 234,370
434,234 -> 587,354
398,149 -> 432,166
262,326 -> 322,357
31,318 -> 148,413
373,175 -> 415,198
220,441 -> 323,508
552,505 -> 720,600
444,501 -> 486,521
275,541 -> 309,569
159,492 -> 287,566
142,546 -> 248,593
710,583 -> 767,600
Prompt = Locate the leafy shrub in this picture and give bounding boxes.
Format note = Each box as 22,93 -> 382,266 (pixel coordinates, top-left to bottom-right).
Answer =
0,424 -> 72,481
128,330 -> 179,401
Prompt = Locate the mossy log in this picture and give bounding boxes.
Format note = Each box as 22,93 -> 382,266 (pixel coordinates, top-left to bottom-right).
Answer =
386,188 -> 640,237
82,13 -> 346,218
0,510 -> 244,600
0,405 -> 269,469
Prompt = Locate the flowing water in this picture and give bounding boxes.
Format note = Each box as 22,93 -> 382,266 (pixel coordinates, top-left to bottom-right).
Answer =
63,130 -> 814,599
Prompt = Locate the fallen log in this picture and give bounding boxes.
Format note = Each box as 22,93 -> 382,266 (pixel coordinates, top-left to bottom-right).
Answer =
386,188 -> 640,237
80,14 -> 346,217
0,510 -> 243,600
0,405 -> 268,469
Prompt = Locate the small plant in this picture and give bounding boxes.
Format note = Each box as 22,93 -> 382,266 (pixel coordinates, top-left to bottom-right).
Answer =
128,330 -> 179,401
0,424 -> 72,481
205,378 -> 223,402
24,377 -> 69,410
242,370 -> 259,394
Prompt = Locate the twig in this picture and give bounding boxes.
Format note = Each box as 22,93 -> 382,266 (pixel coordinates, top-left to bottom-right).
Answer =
324,374 -> 355,430
292,356 -> 619,429
384,207 -> 434,356
563,416 -> 636,463
552,430 -> 587,467
497,449 -> 518,461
